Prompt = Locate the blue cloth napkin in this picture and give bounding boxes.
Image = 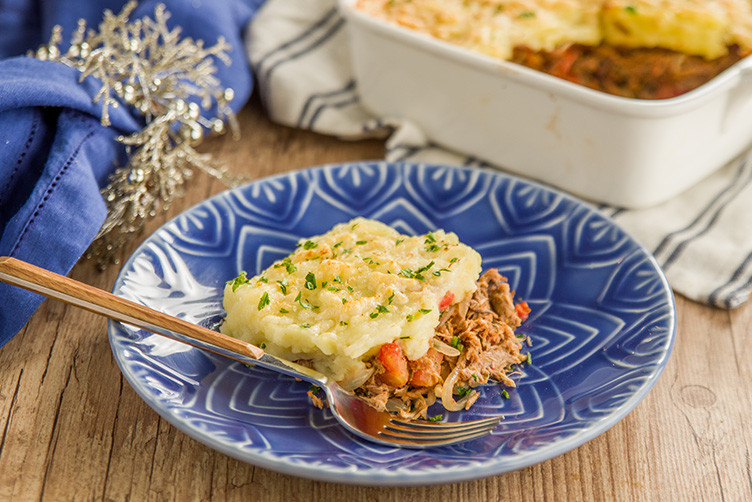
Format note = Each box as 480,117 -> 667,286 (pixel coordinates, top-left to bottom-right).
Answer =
0,0 -> 266,345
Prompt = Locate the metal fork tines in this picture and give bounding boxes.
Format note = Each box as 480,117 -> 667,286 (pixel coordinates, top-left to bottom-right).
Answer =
378,416 -> 503,447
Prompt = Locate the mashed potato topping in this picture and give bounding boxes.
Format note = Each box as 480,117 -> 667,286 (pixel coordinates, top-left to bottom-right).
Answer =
221,218 -> 482,382
356,0 -> 752,98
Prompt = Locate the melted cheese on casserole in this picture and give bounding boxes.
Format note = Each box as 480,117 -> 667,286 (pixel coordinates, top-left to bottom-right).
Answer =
356,0 -> 752,60
221,218 -> 482,381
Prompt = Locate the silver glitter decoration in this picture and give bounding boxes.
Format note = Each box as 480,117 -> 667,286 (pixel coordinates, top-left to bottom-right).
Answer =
34,1 -> 243,267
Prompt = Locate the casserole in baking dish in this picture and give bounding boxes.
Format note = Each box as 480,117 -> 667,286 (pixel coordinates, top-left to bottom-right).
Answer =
340,0 -> 752,207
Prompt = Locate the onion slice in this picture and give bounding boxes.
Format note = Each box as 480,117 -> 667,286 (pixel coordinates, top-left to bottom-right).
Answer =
440,364 -> 476,411
432,338 -> 460,357
338,367 -> 375,391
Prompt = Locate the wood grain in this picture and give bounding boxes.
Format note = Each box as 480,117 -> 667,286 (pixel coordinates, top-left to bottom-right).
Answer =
0,95 -> 750,501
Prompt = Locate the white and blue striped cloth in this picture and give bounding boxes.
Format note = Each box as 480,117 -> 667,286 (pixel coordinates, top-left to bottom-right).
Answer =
245,0 -> 752,308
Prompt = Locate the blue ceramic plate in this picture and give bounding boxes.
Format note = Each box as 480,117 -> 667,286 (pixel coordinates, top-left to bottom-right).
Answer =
109,162 -> 676,486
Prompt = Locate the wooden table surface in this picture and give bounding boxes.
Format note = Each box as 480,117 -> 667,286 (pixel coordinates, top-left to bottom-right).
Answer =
1,96 -> 751,502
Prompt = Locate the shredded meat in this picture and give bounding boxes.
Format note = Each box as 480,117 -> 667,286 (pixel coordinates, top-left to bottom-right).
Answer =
511,43 -> 746,99
356,269 -> 529,419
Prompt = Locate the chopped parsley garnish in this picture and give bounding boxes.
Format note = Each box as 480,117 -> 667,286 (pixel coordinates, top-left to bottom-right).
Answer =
355,240 -> 368,245
275,258 -> 297,274
295,292 -> 317,310
279,308 -> 289,314
457,386 -> 473,398
398,269 -> 415,279
418,308 -> 432,315
276,279 -> 288,294
226,271 -> 250,292
300,323 -> 311,328
370,304 -> 390,318
257,292 -> 270,310
302,240 -> 318,250
502,389 -> 510,399
450,336 -> 462,350
427,414 -> 443,422
304,272 -> 317,290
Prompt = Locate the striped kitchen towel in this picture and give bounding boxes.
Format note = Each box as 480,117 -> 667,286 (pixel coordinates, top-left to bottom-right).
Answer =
245,0 -> 752,308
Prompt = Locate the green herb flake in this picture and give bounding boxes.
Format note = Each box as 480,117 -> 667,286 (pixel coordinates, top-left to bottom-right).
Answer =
295,292 -> 318,310
457,386 -> 473,398
398,269 -> 414,279
427,414 -> 443,422
624,4 -> 637,13
277,258 -> 297,274
502,389 -> 510,399
276,279 -> 288,295
304,272 -> 317,290
450,336 -> 462,350
300,323 -> 311,328
355,240 -> 368,245
416,261 -> 435,274
279,308 -> 289,314
302,240 -> 318,250
257,292 -> 270,311
227,271 -> 250,292
418,308 -> 432,315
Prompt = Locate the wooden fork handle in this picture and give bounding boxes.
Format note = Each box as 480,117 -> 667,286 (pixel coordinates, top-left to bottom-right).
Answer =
0,256 -> 264,360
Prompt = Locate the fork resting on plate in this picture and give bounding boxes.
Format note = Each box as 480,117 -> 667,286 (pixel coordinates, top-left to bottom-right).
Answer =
0,256 -> 503,448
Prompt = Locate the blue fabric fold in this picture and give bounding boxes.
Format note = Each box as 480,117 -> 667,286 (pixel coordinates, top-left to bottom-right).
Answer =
0,0 -> 266,345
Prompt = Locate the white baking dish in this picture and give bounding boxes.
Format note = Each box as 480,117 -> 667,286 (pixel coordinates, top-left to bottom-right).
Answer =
339,0 -> 752,208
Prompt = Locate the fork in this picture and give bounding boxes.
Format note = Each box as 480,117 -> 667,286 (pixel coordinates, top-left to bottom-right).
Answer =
0,256 -> 503,449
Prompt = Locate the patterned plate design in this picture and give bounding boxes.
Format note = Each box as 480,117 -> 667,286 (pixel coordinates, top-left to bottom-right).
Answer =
109,162 -> 676,486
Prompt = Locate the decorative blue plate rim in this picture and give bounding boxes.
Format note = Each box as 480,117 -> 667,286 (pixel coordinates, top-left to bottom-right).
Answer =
108,161 -> 676,486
